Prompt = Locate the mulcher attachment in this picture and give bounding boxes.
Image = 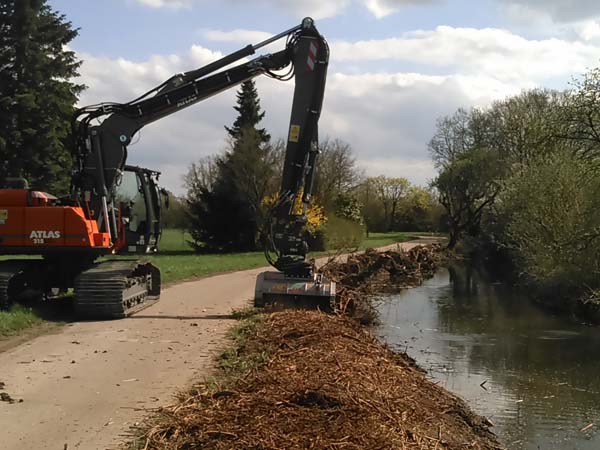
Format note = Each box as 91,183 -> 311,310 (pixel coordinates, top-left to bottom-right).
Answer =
254,271 -> 335,310
74,259 -> 160,319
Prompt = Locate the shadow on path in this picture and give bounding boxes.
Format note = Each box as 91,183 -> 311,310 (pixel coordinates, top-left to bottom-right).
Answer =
129,314 -> 234,321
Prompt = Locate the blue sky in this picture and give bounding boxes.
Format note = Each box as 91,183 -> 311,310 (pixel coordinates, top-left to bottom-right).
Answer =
48,0 -> 600,193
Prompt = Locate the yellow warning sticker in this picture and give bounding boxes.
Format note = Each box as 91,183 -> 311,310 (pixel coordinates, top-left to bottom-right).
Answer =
0,210 -> 7,225
289,125 -> 301,143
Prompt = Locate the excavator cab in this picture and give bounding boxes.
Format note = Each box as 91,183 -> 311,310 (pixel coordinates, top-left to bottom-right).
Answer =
114,166 -> 163,254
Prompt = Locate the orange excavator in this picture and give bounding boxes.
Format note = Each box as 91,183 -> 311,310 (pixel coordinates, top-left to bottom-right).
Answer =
0,18 -> 334,318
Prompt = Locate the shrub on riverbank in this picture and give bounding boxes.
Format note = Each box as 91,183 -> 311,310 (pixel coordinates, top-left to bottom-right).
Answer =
497,153 -> 600,290
429,80 -> 600,318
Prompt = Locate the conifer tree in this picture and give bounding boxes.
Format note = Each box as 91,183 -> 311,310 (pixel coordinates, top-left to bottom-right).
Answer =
225,80 -> 270,143
0,0 -> 84,194
188,80 -> 279,252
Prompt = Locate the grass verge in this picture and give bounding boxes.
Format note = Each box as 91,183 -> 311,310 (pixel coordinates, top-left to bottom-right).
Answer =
0,304 -> 43,337
148,229 -> 421,285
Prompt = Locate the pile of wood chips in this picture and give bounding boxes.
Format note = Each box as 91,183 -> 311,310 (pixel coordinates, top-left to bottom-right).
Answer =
138,311 -> 502,450
320,244 -> 444,323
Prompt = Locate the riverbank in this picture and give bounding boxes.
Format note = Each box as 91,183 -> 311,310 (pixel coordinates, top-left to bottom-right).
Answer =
130,245 -> 503,450
132,310 -> 502,450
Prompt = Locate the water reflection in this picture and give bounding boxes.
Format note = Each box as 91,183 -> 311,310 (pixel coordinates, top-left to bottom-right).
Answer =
376,264 -> 600,450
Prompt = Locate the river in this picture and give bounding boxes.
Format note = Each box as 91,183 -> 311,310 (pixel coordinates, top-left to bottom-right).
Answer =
376,264 -> 600,450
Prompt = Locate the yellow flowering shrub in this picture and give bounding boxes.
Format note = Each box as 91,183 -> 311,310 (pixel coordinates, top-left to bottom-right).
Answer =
262,191 -> 327,235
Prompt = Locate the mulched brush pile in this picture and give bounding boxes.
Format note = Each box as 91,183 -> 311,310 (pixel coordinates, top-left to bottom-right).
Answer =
320,244 -> 444,323
138,311 -> 502,450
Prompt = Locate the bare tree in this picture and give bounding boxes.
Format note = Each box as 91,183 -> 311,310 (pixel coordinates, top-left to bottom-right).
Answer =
368,176 -> 410,231
428,108 -> 473,168
313,138 -> 364,210
184,156 -> 218,201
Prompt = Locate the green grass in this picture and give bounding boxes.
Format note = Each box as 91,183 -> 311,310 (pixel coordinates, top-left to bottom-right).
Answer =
0,304 -> 43,337
217,311 -> 268,378
145,251 -> 268,284
144,229 -> 420,284
156,228 -> 193,252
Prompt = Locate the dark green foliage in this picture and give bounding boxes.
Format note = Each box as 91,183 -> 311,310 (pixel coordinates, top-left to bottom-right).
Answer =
0,0 -> 84,194
225,80 -> 270,142
432,148 -> 501,248
188,81 -> 278,252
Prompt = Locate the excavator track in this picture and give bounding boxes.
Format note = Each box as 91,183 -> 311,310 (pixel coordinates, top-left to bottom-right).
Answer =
0,260 -> 28,310
74,259 -> 160,319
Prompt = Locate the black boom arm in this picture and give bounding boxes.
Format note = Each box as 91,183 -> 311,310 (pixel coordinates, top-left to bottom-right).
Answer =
71,18 -> 329,276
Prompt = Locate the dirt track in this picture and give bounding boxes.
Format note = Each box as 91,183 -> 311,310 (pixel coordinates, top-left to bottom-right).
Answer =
0,242 -> 425,450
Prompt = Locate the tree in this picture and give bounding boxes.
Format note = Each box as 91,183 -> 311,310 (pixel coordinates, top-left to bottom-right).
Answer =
484,89 -> 563,168
396,186 -> 437,231
312,139 -> 363,211
429,108 -> 474,168
499,152 -> 600,287
333,192 -> 363,224
560,68 -> 600,160
368,176 -> 410,232
0,0 -> 84,193
187,80 -> 278,252
184,156 -> 218,195
225,80 -> 270,142
432,148 -> 501,248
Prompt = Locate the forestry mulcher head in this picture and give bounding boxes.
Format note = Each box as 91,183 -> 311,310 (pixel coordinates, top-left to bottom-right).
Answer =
254,271 -> 336,310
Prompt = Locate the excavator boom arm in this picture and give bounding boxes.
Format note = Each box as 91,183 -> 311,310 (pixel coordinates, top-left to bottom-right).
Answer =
71,17 -> 329,275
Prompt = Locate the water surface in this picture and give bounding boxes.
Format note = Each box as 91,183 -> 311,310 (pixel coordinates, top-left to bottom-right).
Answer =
376,264 -> 600,450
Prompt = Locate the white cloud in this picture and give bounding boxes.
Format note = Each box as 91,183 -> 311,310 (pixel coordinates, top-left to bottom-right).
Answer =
201,28 -> 272,44
575,20 -> 600,41
269,0 -> 351,19
332,26 -> 600,84
76,25 -> 564,194
131,0 -> 437,19
132,0 -> 350,19
134,0 -> 192,9
78,47 -> 222,103
499,0 -> 600,24
364,0 -> 439,19
320,72 -> 512,161
77,50 -> 484,193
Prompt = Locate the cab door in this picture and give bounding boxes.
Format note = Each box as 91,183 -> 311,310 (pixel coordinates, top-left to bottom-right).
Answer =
114,166 -> 163,254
